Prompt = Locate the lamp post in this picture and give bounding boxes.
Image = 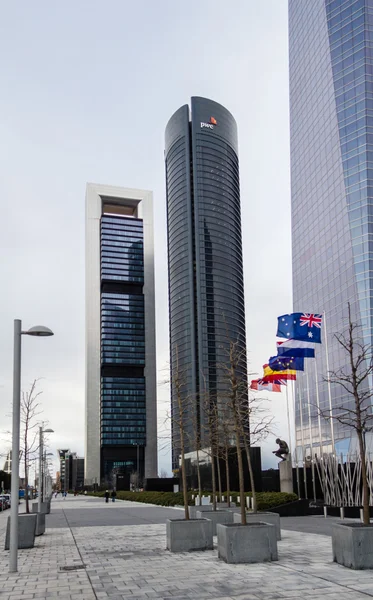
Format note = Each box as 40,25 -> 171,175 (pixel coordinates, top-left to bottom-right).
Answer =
38,430 -> 53,510
9,321 -> 53,573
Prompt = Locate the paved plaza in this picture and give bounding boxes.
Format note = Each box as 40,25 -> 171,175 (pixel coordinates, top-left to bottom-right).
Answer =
1,496 -> 373,600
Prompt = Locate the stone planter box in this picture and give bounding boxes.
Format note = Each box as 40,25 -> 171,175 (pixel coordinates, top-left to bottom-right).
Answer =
188,504 -> 212,519
332,522 -> 373,569
197,510 -> 234,535
217,522 -> 278,564
4,514 -> 37,550
216,502 -> 236,509
32,502 -> 49,514
233,511 -> 281,540
35,512 -> 46,536
166,518 -> 213,552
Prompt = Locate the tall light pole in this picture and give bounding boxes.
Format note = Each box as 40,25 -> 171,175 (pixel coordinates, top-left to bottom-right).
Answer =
9,321 -> 53,574
38,429 -> 53,510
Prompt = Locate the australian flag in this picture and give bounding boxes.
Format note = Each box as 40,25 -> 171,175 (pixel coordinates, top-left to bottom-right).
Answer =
276,313 -> 322,344
268,355 -> 304,372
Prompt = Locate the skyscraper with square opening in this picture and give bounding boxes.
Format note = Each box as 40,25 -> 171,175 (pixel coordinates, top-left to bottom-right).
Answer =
85,184 -> 157,486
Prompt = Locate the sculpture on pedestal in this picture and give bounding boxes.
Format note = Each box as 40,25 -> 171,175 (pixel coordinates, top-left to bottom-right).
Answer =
273,438 -> 289,462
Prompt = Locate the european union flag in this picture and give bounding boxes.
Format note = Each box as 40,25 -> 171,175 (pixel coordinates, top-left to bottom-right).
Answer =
276,313 -> 322,344
269,355 -> 304,372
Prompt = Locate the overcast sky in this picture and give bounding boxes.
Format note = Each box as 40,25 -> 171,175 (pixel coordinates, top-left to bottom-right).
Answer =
0,0 -> 291,477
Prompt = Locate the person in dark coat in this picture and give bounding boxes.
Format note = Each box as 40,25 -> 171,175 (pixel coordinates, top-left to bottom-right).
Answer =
111,490 -> 117,503
104,490 -> 110,503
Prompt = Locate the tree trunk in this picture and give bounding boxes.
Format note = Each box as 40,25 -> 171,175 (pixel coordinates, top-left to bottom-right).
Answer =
196,445 -> 202,505
216,454 -> 222,502
357,429 -> 370,525
235,426 -> 246,524
211,450 -> 217,510
225,445 -> 231,508
243,437 -> 257,513
180,429 -> 189,520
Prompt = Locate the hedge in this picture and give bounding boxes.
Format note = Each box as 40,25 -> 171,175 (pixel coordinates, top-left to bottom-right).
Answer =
88,490 -> 297,509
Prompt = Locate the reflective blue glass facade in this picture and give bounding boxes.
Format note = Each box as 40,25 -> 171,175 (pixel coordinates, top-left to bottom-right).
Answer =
289,0 -> 373,456
100,215 -> 146,479
165,97 -> 247,468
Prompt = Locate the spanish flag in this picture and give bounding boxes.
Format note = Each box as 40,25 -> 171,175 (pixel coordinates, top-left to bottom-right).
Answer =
262,363 -> 296,382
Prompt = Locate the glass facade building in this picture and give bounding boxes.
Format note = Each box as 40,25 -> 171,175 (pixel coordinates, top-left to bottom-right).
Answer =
165,97 -> 247,468
289,0 -> 373,457
100,216 -> 146,480
85,185 -> 157,486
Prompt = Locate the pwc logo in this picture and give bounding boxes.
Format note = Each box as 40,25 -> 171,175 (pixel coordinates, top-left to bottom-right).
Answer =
201,116 -> 217,130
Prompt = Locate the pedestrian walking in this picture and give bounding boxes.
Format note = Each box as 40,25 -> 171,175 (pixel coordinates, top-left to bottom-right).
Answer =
111,490 -> 117,503
63,491 -> 67,500
104,490 -> 110,503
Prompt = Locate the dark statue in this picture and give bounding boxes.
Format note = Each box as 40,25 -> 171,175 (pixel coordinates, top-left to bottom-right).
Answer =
273,438 -> 289,462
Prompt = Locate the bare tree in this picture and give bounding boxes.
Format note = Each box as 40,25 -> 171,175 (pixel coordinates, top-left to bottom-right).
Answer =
169,345 -> 191,519
21,380 -> 43,513
222,341 -> 274,522
322,302 -> 373,525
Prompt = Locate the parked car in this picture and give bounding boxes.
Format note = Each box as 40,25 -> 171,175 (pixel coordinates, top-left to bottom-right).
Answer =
0,495 -> 10,510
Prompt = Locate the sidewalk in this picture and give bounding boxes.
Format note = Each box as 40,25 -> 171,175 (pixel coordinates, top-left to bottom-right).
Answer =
1,496 -> 373,600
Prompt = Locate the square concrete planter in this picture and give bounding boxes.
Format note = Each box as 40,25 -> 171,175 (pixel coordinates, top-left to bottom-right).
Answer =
166,518 -> 213,552
35,512 -> 46,536
32,501 -> 49,514
233,511 -> 281,540
332,522 -> 373,569
217,522 -> 278,564
217,502 -> 236,509
197,510 -> 234,535
188,504 -> 212,518
4,514 -> 37,550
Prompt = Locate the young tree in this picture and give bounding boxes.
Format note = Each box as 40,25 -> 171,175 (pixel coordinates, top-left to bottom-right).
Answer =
170,345 -> 191,520
21,380 -> 43,513
223,340 -> 274,522
322,302 -> 373,525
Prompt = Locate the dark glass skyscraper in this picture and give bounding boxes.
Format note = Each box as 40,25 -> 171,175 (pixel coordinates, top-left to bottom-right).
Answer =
289,0 -> 373,457
165,97 -> 247,467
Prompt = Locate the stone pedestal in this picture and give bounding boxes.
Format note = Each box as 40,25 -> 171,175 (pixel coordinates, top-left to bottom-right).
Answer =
279,460 -> 293,494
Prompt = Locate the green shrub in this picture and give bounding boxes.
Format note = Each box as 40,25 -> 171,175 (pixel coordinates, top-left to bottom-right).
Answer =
85,490 -> 297,509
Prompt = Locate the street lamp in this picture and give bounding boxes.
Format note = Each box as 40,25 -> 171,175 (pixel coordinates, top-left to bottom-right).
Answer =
9,320 -> 53,573
39,437 -> 54,509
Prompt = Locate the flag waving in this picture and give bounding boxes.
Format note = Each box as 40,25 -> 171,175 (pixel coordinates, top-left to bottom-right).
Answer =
277,313 -> 322,343
277,339 -> 315,358
250,379 -> 283,392
269,355 -> 304,372
262,364 -> 296,382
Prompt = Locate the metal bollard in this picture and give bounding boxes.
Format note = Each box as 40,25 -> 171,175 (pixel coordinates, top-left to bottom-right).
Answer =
324,506 -> 327,518
340,507 -> 345,520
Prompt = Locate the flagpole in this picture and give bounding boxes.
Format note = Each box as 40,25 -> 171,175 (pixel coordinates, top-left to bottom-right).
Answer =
298,379 -> 307,499
286,382 -> 292,461
323,311 -> 335,452
305,363 -> 316,501
292,379 -> 301,497
314,356 -> 323,457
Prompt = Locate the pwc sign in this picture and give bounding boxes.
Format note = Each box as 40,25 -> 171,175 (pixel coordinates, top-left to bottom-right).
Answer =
201,116 -> 217,130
